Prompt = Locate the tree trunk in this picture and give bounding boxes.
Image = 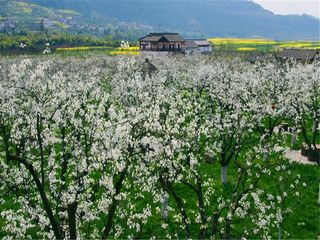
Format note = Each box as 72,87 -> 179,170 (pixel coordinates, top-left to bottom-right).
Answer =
278,223 -> 282,240
263,144 -> 268,162
160,177 -> 191,238
211,214 -> 219,236
102,167 -> 127,239
20,158 -> 63,239
291,131 -> 297,147
161,193 -> 169,221
224,220 -> 231,239
318,182 -> 320,205
196,180 -> 207,239
67,202 -> 78,240
36,114 -> 45,185
168,185 -> 190,238
312,112 -> 318,133
312,120 -> 317,133
221,165 -> 228,185
0,125 -> 11,164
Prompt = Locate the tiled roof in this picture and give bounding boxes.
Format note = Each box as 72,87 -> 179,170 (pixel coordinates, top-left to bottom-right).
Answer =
277,49 -> 318,60
140,33 -> 185,42
193,40 -> 211,46
164,34 -> 184,42
140,35 -> 163,42
185,39 -> 211,48
185,40 -> 198,48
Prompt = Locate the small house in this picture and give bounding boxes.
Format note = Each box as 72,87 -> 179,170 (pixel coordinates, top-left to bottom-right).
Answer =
277,49 -> 319,63
139,33 -> 185,52
185,39 -> 213,54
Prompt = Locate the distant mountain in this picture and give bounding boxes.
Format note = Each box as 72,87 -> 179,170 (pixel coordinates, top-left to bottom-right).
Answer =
0,0 -> 81,32
1,0 -> 319,40
0,0 -> 151,38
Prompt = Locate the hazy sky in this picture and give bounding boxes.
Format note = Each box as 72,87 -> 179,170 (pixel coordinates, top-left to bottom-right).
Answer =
252,0 -> 320,18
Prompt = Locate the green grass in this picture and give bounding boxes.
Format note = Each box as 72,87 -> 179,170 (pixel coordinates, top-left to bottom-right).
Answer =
140,160 -> 319,239
0,129 -> 319,239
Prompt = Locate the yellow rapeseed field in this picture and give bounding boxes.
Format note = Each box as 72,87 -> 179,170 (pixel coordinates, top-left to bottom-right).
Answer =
276,43 -> 313,48
116,46 -> 139,51
109,51 -> 140,55
208,38 -> 320,52
237,47 -> 257,51
56,46 -> 112,51
208,38 -> 277,45
109,46 -> 140,55
55,45 -> 140,56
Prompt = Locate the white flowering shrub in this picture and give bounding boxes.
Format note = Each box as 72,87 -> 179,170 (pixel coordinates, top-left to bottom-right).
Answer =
0,55 -> 318,239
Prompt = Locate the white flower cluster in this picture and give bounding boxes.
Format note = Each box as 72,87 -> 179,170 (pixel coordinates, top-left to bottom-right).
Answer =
0,55 -> 318,239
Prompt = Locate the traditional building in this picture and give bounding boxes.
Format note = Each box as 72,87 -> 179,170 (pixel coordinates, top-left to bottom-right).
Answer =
185,39 -> 213,54
139,33 -> 185,52
277,49 -> 319,63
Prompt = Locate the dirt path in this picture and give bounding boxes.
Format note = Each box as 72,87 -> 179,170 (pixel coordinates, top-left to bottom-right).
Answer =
285,148 -> 318,165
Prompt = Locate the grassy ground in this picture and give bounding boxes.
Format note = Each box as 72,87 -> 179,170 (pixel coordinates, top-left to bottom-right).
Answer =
117,159 -> 319,239
138,108 -> 319,239
0,158 -> 318,239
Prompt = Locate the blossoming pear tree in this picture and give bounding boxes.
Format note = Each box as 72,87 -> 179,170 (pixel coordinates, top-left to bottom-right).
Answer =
0,55 -> 318,239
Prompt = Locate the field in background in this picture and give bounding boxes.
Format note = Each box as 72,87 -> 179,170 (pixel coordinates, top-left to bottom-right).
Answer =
2,34 -> 320,56
55,46 -> 140,56
31,38 -> 320,55
208,38 -> 320,52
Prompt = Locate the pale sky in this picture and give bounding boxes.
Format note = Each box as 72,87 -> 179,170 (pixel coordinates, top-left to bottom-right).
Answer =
252,0 -> 320,18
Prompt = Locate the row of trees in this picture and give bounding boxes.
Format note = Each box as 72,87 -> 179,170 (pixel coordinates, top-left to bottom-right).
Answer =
0,33 -> 123,53
0,55 -> 319,239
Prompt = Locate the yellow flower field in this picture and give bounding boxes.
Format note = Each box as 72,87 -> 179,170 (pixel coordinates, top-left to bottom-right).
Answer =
116,46 -> 139,51
208,38 -> 320,52
55,45 -> 140,56
56,46 -> 112,51
109,50 -> 140,56
208,38 -> 277,45
237,47 -> 257,51
275,42 -> 313,49
109,46 -> 140,55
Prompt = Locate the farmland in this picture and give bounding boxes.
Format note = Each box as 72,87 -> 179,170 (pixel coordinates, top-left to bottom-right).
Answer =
0,54 -> 319,239
208,38 -> 320,52
2,33 -> 320,58
54,46 -> 139,56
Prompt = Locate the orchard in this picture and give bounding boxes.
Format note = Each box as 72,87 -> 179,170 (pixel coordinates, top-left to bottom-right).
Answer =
0,55 -> 319,239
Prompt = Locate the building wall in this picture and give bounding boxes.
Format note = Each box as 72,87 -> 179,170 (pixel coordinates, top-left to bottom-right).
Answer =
199,45 -> 212,52
185,45 -> 213,54
140,41 -> 185,51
